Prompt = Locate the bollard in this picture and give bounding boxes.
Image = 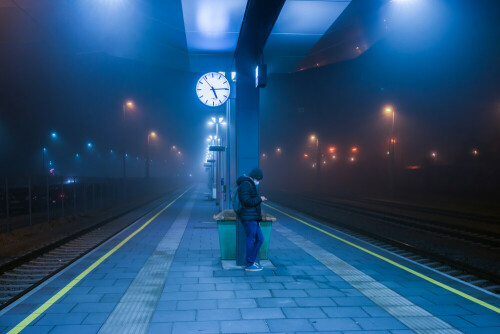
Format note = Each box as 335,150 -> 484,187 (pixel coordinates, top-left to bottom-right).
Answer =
235,217 -> 246,266
28,176 -> 32,226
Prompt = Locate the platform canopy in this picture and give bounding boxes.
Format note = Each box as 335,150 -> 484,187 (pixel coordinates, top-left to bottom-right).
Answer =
0,0 -> 362,73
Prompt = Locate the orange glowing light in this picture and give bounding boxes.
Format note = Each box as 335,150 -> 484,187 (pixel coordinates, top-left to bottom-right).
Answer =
276,147 -> 281,153
350,157 -> 355,162
310,135 -> 317,141
125,101 -> 134,108
303,154 -> 309,158
406,165 -> 421,170
328,146 -> 336,153
351,147 -> 358,153
472,149 -> 478,156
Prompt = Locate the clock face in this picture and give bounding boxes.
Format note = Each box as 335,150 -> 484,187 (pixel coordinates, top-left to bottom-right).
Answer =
196,72 -> 230,107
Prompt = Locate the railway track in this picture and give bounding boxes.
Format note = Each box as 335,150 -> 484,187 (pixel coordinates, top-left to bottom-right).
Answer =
0,192 -> 177,308
270,194 -> 500,294
303,196 -> 500,249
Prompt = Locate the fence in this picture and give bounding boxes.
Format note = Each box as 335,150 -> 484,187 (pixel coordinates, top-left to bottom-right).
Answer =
0,176 -> 175,233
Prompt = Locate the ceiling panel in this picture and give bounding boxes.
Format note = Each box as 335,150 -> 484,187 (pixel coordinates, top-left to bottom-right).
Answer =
264,0 -> 351,73
181,0 -> 247,72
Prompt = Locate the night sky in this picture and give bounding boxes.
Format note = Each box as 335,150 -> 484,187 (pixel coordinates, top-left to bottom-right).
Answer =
0,0 -> 499,201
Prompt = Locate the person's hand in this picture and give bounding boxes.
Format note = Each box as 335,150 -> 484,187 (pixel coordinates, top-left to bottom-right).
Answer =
261,196 -> 267,202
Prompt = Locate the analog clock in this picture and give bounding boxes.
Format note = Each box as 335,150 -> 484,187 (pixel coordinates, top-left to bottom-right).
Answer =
196,72 -> 230,107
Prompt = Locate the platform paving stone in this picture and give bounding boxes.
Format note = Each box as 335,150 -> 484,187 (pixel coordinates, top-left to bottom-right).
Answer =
1,188 -> 500,333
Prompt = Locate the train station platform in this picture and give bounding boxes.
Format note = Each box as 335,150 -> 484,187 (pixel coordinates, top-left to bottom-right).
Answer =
0,186 -> 499,334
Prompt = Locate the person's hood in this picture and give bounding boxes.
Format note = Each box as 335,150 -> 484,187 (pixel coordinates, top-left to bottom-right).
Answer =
236,175 -> 254,186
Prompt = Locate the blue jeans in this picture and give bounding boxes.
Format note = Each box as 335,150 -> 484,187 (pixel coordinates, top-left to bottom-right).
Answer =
243,220 -> 264,267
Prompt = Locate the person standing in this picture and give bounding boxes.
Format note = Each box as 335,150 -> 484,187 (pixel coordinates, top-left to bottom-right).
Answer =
236,168 -> 267,271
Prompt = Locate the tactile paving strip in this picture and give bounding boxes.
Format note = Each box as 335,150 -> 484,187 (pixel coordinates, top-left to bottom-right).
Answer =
274,223 -> 464,334
98,195 -> 195,334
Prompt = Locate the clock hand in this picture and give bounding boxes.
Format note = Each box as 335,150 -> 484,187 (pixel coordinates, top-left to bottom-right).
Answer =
213,88 -> 229,90
203,78 -> 213,88
211,87 -> 218,99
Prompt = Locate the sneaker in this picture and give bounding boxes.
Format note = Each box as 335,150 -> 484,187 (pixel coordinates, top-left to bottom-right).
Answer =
254,262 -> 264,269
245,263 -> 263,271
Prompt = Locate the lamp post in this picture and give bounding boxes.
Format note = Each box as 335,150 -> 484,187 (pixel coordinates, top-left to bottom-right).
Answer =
385,106 -> 396,198
310,135 -> 320,189
208,117 -> 227,212
122,100 -> 134,178
146,131 -> 157,178
42,147 -> 47,175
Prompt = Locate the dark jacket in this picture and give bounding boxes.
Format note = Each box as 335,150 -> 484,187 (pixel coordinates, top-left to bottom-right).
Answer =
236,176 -> 262,222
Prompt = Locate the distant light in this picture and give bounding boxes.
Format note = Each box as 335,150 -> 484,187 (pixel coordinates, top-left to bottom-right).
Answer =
431,151 -> 437,159
472,149 -> 478,156
312,163 -> 316,168
49,168 -> 54,174
150,131 -> 157,138
172,146 -> 177,151
406,165 -> 421,170
351,147 -> 358,153
303,154 -> 309,158
178,151 -> 182,155
322,160 -> 327,165
75,153 -> 80,158
276,147 -> 281,153
350,157 -> 355,162
87,142 -> 93,148
189,174 -> 193,177
49,161 -> 53,166
110,149 -> 114,154
328,146 -> 336,153
51,132 -> 57,139
310,135 -> 316,141
386,151 -> 390,156
125,153 -> 129,158
126,100 -> 134,108
384,106 -> 393,115
262,153 -> 267,158
43,147 -> 47,152
331,155 -> 336,160
390,137 -> 396,144
231,72 -> 236,81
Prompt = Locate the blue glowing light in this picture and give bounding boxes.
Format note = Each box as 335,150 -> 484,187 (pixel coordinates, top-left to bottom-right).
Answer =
51,132 -> 57,139
75,153 -> 80,158
110,149 -> 114,154
43,147 -> 47,152
87,142 -> 93,148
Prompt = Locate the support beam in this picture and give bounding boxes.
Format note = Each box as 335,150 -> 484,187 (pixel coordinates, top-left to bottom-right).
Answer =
233,0 -> 285,266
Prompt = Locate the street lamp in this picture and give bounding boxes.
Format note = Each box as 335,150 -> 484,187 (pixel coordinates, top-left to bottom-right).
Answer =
146,131 -> 157,178
309,134 -> 321,187
384,106 -> 396,198
122,100 -> 135,178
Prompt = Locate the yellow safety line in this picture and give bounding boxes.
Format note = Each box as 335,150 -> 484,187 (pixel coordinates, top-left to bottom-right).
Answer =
7,188 -> 190,334
264,203 -> 500,314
